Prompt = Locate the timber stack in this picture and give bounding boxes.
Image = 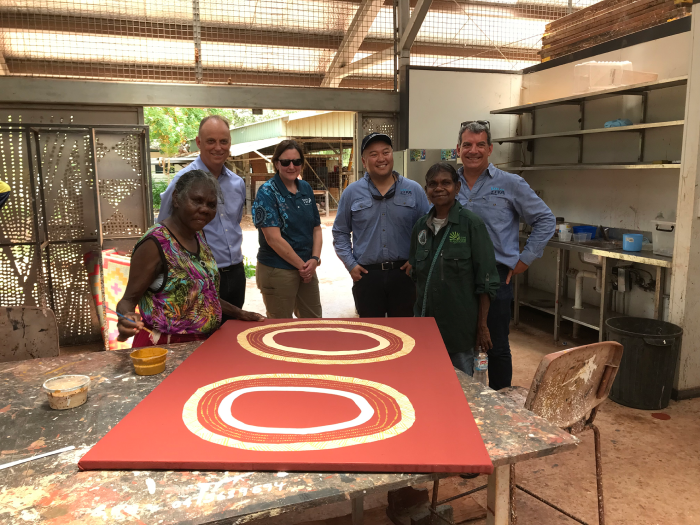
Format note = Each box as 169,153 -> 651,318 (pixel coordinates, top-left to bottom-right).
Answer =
540,0 -> 692,62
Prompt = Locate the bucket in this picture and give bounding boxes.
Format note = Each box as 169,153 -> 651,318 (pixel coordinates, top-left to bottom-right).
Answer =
606,317 -> 682,410
623,233 -> 643,252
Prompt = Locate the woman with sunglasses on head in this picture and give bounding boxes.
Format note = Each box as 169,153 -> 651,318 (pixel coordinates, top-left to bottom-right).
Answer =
252,140 -> 323,318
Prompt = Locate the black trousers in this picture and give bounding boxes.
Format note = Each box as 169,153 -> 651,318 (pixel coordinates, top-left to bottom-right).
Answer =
352,268 -> 415,318
486,264 -> 514,391
219,262 -> 246,321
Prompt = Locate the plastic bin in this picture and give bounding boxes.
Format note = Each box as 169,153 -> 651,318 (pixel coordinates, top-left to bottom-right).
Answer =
573,225 -> 597,239
606,317 -> 683,410
651,220 -> 675,257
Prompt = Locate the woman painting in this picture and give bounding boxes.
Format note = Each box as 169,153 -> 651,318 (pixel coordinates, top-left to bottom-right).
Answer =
409,162 -> 500,375
116,170 -> 264,347
252,140 -> 323,319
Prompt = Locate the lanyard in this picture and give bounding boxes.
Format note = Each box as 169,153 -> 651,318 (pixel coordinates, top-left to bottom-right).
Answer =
420,224 -> 452,318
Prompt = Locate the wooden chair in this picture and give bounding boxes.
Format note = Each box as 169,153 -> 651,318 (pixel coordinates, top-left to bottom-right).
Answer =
0,306 -> 60,362
499,341 -> 624,525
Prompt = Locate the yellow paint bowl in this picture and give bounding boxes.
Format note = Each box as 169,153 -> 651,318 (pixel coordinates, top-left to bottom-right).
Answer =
130,347 -> 168,376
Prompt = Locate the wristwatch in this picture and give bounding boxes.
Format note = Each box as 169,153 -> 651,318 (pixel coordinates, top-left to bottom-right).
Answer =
311,256 -> 321,266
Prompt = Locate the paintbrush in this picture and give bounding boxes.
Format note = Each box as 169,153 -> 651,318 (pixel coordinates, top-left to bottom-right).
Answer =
106,307 -> 153,334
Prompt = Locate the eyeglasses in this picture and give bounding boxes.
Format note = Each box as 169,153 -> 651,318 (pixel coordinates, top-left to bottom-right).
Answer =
461,120 -> 490,129
278,158 -> 303,167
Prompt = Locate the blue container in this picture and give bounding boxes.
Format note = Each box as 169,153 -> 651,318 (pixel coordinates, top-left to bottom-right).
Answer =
573,225 -> 597,239
623,233 -> 643,252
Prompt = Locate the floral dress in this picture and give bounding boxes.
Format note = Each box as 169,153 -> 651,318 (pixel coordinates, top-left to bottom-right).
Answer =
135,224 -> 222,337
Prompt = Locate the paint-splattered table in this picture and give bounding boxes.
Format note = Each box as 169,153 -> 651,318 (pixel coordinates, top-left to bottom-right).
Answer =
0,342 -> 578,525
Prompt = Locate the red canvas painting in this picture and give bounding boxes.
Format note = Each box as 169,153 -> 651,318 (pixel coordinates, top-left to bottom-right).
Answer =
79,318 -> 493,474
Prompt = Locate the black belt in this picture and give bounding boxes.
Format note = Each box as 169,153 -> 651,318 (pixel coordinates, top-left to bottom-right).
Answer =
219,261 -> 244,273
363,260 -> 407,271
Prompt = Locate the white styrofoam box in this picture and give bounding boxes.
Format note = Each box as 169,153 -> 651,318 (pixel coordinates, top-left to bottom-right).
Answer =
651,220 -> 675,257
573,61 -> 633,93
621,69 -> 658,85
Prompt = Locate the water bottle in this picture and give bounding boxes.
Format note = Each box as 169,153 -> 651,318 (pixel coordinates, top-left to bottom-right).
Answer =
473,347 -> 488,385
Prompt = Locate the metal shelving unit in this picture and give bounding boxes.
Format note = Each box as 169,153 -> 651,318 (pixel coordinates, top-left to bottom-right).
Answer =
492,120 -> 684,143
491,77 -> 687,169
491,76 -> 688,115
505,163 -> 681,171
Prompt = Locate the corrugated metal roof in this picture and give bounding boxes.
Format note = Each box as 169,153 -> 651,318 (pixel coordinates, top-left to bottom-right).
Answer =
230,136 -> 287,157
229,111 -> 353,144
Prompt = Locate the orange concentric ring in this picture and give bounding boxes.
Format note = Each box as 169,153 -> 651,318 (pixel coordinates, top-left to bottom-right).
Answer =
237,320 -> 414,364
182,374 -> 416,451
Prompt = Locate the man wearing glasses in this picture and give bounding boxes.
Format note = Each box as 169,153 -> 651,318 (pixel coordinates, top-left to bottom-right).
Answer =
456,120 -> 555,390
333,133 -> 430,317
158,115 -> 247,318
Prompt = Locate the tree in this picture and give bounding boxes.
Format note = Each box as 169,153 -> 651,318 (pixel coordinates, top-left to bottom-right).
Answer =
144,107 -> 296,156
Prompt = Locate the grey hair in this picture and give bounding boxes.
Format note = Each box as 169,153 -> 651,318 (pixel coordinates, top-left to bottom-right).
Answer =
170,169 -> 222,213
458,121 -> 491,146
199,114 -> 230,133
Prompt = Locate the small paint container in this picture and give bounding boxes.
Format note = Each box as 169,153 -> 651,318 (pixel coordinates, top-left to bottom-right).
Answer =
43,375 -> 90,410
623,233 -> 643,252
130,347 -> 168,376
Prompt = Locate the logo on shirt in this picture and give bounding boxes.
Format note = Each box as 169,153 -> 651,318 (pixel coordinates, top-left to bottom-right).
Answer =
400,189 -> 413,196
418,230 -> 427,245
302,197 -> 312,205
490,186 -> 506,195
449,232 -> 466,244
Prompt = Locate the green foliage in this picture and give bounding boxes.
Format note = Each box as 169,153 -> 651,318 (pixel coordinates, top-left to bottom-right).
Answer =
152,180 -> 169,211
244,256 -> 256,279
144,107 -> 297,156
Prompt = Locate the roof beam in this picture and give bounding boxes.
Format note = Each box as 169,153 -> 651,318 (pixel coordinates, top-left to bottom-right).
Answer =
321,0 -> 385,88
399,0 -> 433,52
0,75 -> 400,112
337,0 -> 433,78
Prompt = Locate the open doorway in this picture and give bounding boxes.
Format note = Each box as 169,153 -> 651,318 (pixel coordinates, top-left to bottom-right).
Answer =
146,107 -> 361,323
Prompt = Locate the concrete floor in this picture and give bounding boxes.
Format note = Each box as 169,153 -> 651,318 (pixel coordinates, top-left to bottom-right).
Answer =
62,213 -> 700,524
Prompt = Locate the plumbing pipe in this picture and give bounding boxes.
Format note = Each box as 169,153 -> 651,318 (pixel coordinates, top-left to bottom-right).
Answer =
574,270 -> 598,310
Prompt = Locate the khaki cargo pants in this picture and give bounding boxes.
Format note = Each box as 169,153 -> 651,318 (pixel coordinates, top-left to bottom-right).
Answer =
256,262 -> 322,319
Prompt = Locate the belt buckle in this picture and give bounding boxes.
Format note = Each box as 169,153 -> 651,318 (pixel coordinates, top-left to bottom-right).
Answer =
381,262 -> 391,271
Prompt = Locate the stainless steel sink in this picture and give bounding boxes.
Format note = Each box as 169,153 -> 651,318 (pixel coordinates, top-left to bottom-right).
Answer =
577,240 -> 622,250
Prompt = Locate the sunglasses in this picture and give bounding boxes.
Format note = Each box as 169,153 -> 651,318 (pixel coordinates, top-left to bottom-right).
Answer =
278,158 -> 303,167
461,120 -> 490,129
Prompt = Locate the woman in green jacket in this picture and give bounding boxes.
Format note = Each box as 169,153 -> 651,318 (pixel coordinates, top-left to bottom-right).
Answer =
408,162 -> 500,375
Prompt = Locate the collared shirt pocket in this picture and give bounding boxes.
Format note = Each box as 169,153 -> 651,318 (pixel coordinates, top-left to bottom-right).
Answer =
488,194 -> 514,221
350,197 -> 374,230
414,247 -> 430,275
441,239 -> 473,281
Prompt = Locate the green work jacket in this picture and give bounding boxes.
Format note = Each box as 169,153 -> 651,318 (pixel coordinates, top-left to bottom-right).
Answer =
409,201 -> 500,355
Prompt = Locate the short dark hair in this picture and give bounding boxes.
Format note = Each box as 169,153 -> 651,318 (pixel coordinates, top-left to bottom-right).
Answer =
425,162 -> 459,185
199,115 -> 231,134
171,169 -> 221,213
458,121 -> 491,146
271,139 -> 305,166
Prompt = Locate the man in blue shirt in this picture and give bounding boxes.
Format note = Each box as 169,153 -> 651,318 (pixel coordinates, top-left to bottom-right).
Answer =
158,115 -> 247,316
333,133 -> 430,317
456,120 -> 555,390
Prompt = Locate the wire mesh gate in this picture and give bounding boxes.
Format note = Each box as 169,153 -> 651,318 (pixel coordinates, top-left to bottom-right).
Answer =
0,123 -> 153,347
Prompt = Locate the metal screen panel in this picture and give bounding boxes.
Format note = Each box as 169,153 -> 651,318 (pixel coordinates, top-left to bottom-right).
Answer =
0,123 -> 151,347
361,113 -> 397,143
94,131 -> 151,240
